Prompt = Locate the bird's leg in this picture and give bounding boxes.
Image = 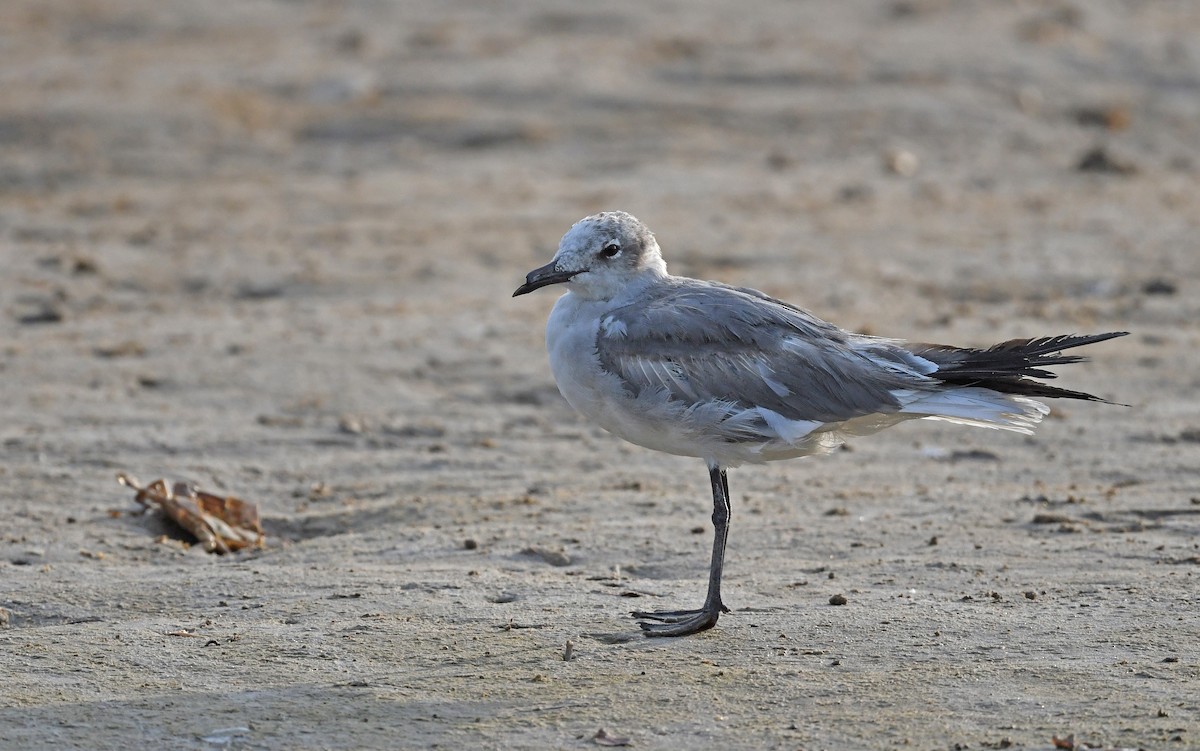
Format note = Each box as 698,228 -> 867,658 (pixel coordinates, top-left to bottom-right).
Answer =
634,462 -> 732,637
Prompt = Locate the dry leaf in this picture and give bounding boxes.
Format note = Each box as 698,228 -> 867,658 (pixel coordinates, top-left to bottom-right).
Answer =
118,473 -> 264,554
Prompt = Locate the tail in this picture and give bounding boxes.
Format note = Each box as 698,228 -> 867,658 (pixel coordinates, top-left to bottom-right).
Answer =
910,332 -> 1128,403
893,332 -> 1127,435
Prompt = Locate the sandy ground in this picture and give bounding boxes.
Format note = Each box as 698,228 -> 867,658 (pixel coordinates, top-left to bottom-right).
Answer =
2,1 -> 1199,749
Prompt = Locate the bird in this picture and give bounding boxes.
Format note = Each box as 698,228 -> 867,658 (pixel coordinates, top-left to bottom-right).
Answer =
513,210 -> 1126,637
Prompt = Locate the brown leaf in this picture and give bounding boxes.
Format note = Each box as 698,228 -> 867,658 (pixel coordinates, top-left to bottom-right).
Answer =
118,473 -> 264,554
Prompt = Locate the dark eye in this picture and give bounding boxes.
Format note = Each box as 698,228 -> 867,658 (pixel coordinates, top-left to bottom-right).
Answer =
600,243 -> 621,258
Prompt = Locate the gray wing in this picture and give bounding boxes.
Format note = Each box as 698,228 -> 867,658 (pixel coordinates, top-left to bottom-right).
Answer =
596,279 -> 934,424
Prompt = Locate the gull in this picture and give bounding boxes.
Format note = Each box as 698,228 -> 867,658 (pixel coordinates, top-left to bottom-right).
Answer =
513,211 -> 1126,637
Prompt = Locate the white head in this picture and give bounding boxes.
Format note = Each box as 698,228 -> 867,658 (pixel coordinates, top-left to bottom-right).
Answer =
513,211 -> 668,301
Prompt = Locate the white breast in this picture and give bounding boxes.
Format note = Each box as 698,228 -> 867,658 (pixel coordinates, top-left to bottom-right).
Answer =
544,292 -> 679,449
546,292 -> 614,419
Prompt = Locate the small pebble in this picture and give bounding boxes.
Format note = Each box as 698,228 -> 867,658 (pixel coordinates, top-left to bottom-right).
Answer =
1076,146 -> 1136,175
1141,279 -> 1176,296
885,148 -> 919,177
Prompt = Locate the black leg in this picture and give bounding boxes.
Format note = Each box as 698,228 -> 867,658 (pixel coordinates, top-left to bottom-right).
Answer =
633,461 -> 732,637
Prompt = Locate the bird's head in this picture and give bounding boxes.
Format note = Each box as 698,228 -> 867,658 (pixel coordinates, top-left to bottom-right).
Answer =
513,211 -> 667,301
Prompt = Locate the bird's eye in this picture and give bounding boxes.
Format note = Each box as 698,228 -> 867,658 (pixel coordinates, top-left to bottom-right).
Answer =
600,243 -> 621,258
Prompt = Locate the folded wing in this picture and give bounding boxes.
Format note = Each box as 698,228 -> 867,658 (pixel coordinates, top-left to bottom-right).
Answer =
595,280 -> 936,425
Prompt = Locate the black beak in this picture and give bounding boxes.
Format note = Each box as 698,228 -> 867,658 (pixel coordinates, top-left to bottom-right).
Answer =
512,260 -> 576,297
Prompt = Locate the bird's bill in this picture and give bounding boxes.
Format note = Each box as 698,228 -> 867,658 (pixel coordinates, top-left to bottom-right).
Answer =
512,261 -> 576,297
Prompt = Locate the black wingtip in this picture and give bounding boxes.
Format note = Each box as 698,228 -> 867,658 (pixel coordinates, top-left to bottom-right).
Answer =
988,331 -> 1129,356
918,331 -> 1129,403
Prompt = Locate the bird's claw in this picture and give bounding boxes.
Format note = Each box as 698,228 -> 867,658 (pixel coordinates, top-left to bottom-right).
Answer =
632,605 -> 725,637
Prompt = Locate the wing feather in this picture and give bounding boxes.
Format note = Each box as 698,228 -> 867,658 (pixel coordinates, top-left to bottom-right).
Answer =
596,279 -> 931,424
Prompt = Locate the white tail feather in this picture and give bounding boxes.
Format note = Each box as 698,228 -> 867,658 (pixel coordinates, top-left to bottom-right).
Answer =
899,388 -> 1050,435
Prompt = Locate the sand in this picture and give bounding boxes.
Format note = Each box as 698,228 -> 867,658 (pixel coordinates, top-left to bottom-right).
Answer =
2,1 -> 1198,749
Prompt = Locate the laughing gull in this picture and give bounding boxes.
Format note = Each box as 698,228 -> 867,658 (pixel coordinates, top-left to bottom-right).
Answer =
513,211 -> 1126,637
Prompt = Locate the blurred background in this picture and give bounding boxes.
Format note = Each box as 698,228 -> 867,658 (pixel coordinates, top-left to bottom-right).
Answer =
3,0 -> 1196,474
